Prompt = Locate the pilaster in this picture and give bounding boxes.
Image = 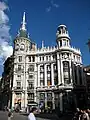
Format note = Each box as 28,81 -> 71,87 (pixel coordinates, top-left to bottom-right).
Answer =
44,64 -> 47,86
38,65 -> 40,87
25,91 -> 27,108
51,63 -> 54,85
69,61 -> 72,83
72,62 -> 75,84
21,93 -> 25,109
45,92 -> 47,108
12,92 -> 15,108
61,61 -> 64,84
60,93 -> 63,112
52,92 -> 55,109
57,53 -> 61,84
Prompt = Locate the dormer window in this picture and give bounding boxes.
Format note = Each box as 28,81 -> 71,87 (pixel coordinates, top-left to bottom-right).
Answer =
15,44 -> 19,51
20,44 -> 25,50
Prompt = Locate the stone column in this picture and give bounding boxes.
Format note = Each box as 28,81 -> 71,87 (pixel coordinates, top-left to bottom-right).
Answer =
12,92 -> 15,108
61,61 -> 64,84
44,64 -> 47,86
51,63 -> 54,85
45,92 -> 47,109
34,64 -> 37,87
72,63 -> 75,84
34,63 -> 37,103
69,61 -> 72,83
60,93 -> 63,112
57,53 -> 61,84
25,91 -> 27,108
38,65 -> 40,87
52,92 -> 55,109
57,60 -> 61,84
21,93 -> 25,109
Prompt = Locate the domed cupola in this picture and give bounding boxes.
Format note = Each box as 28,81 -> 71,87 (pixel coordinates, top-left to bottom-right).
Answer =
56,25 -> 70,48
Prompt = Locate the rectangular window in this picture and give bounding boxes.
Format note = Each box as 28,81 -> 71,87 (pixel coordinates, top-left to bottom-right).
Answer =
46,56 -> 48,61
40,73 -> 44,78
29,56 -> 31,62
28,82 -> 34,89
47,93 -> 52,101
47,65 -> 50,71
28,93 -> 34,100
52,55 -> 55,60
17,82 -> 21,88
17,75 -> 21,79
53,64 -> 57,71
18,65 -> 21,71
28,74 -> 33,79
40,65 -> 44,72
19,56 -> 22,62
49,56 -> 51,60
28,65 -> 34,72
32,56 -> 35,62
60,41 -> 62,46
40,57 -> 41,61
40,93 -> 45,100
42,56 -> 44,61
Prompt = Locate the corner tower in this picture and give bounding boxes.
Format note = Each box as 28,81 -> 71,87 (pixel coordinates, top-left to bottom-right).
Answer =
56,25 -> 70,48
14,12 -> 31,53
12,12 -> 31,109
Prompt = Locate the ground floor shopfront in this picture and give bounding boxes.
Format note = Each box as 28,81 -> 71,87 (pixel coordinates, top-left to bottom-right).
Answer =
1,86 -> 86,112
36,86 -> 87,113
36,89 -> 75,112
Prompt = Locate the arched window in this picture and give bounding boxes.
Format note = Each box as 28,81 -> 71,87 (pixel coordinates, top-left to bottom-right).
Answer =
63,61 -> 70,84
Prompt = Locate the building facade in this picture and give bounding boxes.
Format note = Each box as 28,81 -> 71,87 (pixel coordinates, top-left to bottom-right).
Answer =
84,65 -> 90,108
0,56 -> 13,110
11,12 -> 86,112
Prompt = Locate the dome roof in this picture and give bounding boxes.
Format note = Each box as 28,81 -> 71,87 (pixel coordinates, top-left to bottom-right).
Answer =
58,24 -> 67,28
56,24 -> 70,39
19,29 -> 28,38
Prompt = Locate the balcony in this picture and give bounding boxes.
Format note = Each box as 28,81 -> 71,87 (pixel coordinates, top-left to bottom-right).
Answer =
15,68 -> 24,73
13,87 -> 23,92
27,87 -> 34,93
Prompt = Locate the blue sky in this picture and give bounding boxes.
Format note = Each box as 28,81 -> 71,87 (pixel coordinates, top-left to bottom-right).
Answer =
0,0 -> 90,76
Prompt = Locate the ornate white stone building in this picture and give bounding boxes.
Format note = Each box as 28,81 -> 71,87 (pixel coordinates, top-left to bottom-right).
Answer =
12,12 -> 86,112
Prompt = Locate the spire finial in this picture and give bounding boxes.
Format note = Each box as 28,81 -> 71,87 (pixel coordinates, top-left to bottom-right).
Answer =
42,40 -> 44,48
21,12 -> 26,31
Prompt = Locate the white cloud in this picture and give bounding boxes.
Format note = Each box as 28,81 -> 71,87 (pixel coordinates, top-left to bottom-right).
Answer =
0,1 -> 8,11
51,0 -> 59,8
0,1 -> 13,66
46,0 -> 59,12
46,6 -> 51,12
